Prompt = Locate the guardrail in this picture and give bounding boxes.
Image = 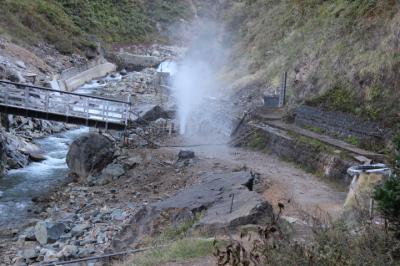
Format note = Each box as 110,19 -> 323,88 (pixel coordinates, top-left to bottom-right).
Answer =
0,80 -> 132,130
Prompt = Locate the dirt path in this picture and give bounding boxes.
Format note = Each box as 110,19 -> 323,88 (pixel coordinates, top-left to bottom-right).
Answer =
165,143 -> 347,219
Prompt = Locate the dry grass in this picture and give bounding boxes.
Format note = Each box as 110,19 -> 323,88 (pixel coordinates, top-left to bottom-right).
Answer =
214,203 -> 400,266
222,0 -> 400,123
120,239 -> 215,266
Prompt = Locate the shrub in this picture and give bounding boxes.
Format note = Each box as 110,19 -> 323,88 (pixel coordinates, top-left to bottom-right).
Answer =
306,84 -> 358,114
394,134 -> 400,168
374,174 -> 400,236
214,203 -> 400,265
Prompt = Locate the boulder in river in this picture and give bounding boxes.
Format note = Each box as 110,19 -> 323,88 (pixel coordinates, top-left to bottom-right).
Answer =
66,133 -> 115,180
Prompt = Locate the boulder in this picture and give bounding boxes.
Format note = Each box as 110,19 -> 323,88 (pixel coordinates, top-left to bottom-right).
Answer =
113,172 -> 273,250
15,60 -> 26,69
43,249 -> 58,262
70,223 -> 90,237
114,52 -> 162,71
138,105 -> 171,125
66,133 -> 115,180
120,69 -> 128,76
29,153 -> 47,162
57,245 -> 79,259
5,68 -> 25,83
18,142 -> 46,162
178,150 -> 195,161
21,247 -> 38,260
34,222 -> 66,245
88,163 -> 125,186
111,209 -> 127,221
153,171 -> 272,233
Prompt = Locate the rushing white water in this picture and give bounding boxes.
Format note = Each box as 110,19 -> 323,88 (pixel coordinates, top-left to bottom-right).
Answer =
157,60 -> 178,76
0,127 -> 88,227
75,73 -> 122,95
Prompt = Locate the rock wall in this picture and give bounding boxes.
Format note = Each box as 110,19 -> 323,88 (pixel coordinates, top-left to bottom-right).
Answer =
294,106 -> 389,146
234,124 -> 356,184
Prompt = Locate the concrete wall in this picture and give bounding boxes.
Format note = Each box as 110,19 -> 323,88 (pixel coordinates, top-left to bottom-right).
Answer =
59,62 -> 116,91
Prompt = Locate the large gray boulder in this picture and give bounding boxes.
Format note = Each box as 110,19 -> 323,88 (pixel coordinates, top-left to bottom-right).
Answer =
113,52 -> 162,71
113,171 -> 273,250
154,171 -> 273,233
137,105 -> 171,125
34,222 -> 66,245
66,133 -> 115,179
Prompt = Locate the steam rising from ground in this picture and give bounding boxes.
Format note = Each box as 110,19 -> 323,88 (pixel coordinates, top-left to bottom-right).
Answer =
172,20 -> 232,143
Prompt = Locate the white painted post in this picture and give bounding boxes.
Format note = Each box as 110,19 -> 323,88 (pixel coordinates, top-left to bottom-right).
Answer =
85,97 -> 89,118
4,87 -> 9,105
125,94 -> 132,127
102,102 -> 106,121
85,97 -> 89,127
45,90 -> 50,113
65,94 -> 70,116
105,100 -> 109,123
24,86 -> 29,107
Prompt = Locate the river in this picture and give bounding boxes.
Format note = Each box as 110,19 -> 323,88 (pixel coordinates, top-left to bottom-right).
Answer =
0,127 -> 88,228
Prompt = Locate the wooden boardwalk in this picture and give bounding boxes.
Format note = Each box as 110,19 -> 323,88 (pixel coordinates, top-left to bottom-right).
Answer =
0,80 -> 132,130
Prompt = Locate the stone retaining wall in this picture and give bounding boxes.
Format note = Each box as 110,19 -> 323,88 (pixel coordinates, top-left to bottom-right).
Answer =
294,106 -> 389,145
234,123 -> 356,185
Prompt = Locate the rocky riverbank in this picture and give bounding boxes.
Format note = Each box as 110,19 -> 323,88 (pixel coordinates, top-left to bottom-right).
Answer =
0,37 -> 90,174
0,42 -> 279,265
3,132 -> 275,264
0,43 -> 180,263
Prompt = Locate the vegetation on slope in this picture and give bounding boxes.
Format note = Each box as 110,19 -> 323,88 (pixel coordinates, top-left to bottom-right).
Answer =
222,0 -> 400,124
215,203 -> 400,265
0,0 -> 192,54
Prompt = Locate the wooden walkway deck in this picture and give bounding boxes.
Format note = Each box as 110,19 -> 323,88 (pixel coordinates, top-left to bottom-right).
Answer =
0,80 -> 132,130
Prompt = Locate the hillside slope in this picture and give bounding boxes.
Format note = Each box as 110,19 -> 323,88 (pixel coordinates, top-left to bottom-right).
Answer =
221,0 -> 400,127
0,0 -> 193,54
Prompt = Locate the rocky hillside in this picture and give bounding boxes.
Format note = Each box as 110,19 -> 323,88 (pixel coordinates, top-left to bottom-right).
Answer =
0,0 -> 193,55
219,0 -> 400,126
2,0 -> 399,125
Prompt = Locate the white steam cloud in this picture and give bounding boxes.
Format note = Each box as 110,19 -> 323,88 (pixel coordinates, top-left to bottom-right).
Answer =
172,20 -> 231,142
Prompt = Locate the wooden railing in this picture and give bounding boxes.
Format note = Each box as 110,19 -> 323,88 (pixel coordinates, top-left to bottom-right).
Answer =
0,80 -> 132,130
